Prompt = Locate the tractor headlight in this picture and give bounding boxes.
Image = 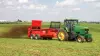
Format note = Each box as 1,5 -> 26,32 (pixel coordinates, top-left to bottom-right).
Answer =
85,29 -> 89,31
85,29 -> 89,34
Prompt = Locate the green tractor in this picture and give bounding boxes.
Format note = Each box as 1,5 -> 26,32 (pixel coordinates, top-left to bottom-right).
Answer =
57,19 -> 92,42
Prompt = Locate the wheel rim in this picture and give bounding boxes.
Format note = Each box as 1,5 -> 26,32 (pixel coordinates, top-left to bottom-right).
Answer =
30,36 -> 33,39
35,36 -> 38,40
58,32 -> 65,40
78,38 -> 82,42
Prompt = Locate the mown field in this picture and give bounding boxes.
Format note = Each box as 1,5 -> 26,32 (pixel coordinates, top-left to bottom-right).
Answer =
0,23 -> 100,56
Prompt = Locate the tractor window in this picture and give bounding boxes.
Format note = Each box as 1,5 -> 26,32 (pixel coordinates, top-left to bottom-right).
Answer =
70,21 -> 78,25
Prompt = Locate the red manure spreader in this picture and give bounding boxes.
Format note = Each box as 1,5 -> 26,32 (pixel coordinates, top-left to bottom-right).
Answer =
28,20 -> 61,40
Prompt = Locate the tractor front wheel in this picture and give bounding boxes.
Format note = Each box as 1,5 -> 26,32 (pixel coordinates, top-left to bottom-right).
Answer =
57,29 -> 69,41
77,35 -> 85,43
86,38 -> 92,42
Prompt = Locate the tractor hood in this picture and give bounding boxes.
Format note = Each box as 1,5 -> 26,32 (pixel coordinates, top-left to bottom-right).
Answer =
75,26 -> 88,29
74,24 -> 89,29
74,25 -> 89,32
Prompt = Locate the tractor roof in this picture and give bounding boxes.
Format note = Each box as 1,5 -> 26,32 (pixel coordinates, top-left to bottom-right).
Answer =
64,19 -> 78,21
51,21 -> 61,23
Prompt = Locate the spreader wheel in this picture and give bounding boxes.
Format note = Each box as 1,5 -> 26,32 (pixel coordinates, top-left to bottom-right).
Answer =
86,38 -> 92,42
35,34 -> 40,40
57,29 -> 69,41
77,35 -> 85,43
47,37 -> 52,40
30,34 -> 35,40
43,38 -> 47,40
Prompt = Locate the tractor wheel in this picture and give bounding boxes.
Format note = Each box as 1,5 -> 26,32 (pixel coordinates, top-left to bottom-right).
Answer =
30,34 -> 35,40
57,29 -> 69,41
86,38 -> 92,42
77,35 -> 85,43
35,34 -> 40,40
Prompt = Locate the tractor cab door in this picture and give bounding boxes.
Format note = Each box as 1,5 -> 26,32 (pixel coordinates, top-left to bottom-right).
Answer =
50,21 -> 61,29
64,21 -> 73,32
64,19 -> 78,40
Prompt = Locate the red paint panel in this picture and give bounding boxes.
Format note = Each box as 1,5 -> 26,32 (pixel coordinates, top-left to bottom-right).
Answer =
32,20 -> 42,28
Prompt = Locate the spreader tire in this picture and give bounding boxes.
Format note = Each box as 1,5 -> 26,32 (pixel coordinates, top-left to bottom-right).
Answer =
86,38 -> 92,42
48,37 -> 52,40
30,34 -> 35,40
57,29 -> 69,41
43,38 -> 47,40
77,35 -> 85,43
35,34 -> 40,40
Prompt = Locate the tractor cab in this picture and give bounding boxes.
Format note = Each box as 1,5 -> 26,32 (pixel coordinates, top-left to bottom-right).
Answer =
62,19 -> 92,42
64,19 -> 79,40
64,19 -> 78,31
50,21 -> 61,29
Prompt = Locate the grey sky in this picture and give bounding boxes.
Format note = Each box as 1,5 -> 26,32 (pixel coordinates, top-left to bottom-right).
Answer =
0,0 -> 100,21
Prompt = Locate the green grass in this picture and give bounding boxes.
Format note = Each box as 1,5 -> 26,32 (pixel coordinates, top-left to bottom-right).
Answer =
0,23 -> 100,56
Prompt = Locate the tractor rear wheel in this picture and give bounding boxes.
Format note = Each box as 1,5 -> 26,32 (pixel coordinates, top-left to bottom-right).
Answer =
86,38 -> 92,42
57,29 -> 69,41
77,35 -> 85,43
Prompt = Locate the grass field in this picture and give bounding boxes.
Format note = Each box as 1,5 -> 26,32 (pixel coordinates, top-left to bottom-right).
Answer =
0,23 -> 100,56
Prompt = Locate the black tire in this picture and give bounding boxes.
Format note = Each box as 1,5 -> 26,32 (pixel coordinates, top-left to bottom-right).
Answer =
57,29 -> 69,41
77,35 -> 85,43
48,37 -> 52,40
30,34 -> 35,40
43,38 -> 47,40
86,38 -> 92,42
68,32 -> 76,41
35,34 -> 40,40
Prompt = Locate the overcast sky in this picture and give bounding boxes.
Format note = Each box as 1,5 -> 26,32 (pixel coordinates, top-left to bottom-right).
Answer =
0,0 -> 100,21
